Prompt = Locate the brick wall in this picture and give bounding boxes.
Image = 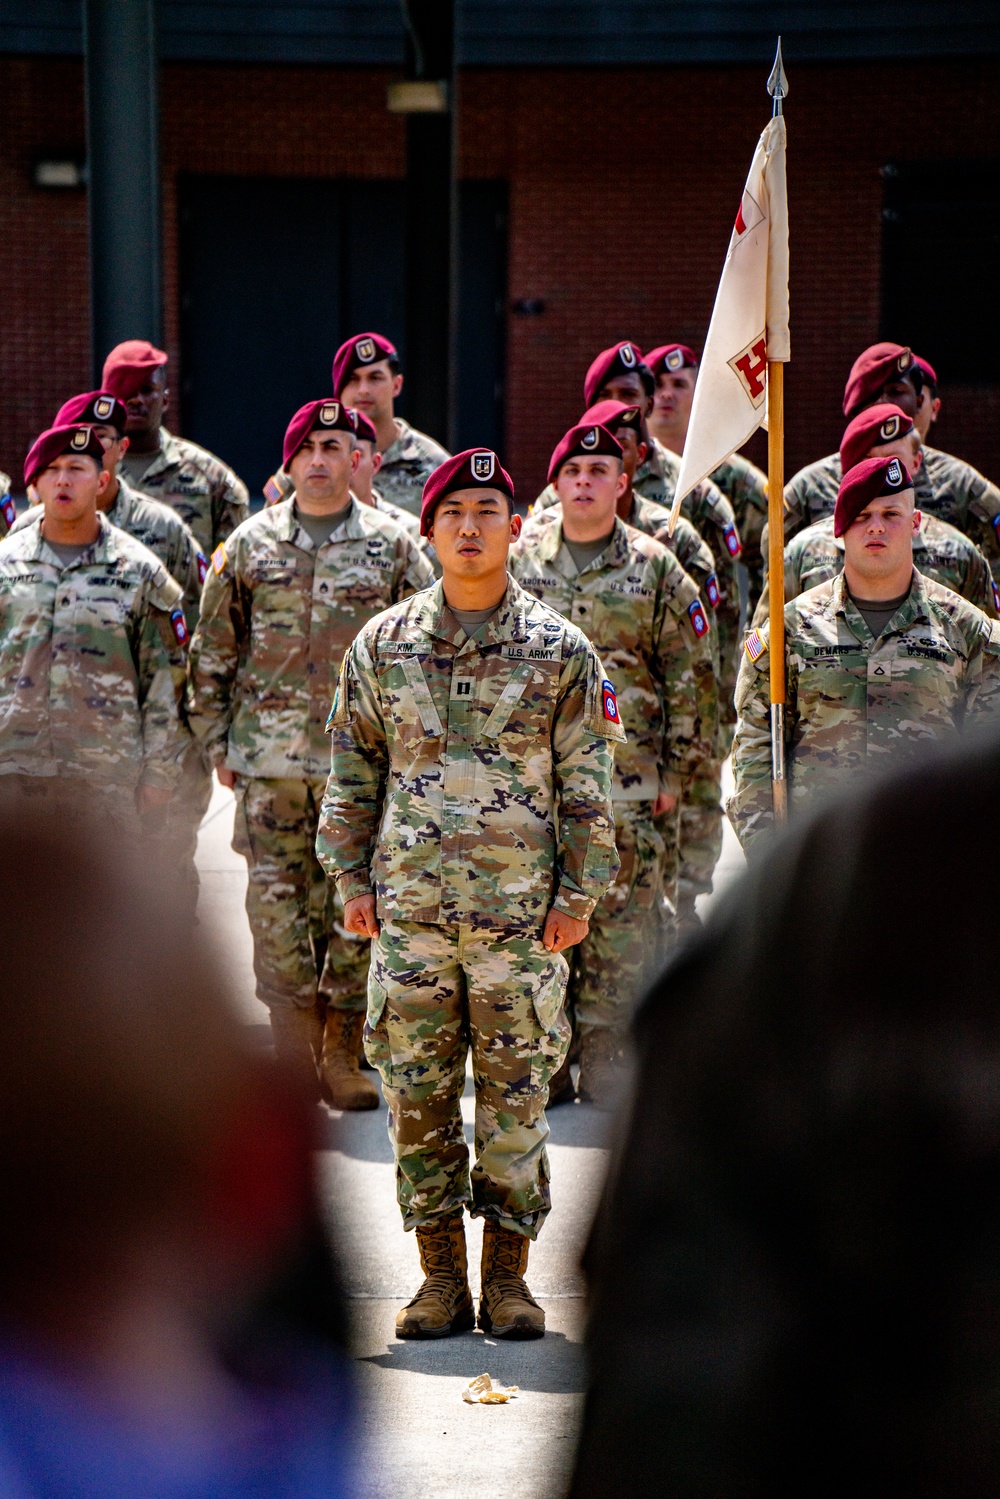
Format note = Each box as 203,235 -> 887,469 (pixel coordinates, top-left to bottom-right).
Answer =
1,53 -> 998,500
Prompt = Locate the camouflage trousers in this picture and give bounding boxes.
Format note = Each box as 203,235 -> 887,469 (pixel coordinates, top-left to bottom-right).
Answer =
676,757 -> 724,913
233,776 -> 371,1017
366,920 -> 571,1238
571,801 -> 671,1035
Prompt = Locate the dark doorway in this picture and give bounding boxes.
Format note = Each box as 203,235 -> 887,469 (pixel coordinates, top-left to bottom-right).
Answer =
178,175 -> 405,498
456,180 -> 508,454
179,174 -> 508,499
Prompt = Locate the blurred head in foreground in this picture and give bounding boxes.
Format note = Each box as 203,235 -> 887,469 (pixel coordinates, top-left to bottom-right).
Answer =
0,808 -> 356,1498
573,729 -> 1000,1499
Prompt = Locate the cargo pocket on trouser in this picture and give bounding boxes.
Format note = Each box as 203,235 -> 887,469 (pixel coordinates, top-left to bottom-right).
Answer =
627,821 -> 665,911
363,974 -> 391,1079
530,951 -> 571,1093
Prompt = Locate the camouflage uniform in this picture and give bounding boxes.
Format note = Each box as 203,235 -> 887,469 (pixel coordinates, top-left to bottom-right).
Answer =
752,512 -> 999,629
0,512 -> 187,831
316,578 -> 621,1234
510,515 -> 717,1032
0,472 -> 14,538
783,445 -> 1000,579
118,426 -> 249,557
186,496 -> 432,1025
373,419 -> 450,518
729,569 -> 1000,851
710,452 -> 769,613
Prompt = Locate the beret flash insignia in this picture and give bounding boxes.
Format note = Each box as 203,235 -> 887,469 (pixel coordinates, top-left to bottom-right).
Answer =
665,348 -> 685,372
93,396 -> 114,420
601,678 -> 621,724
319,401 -> 340,426
898,350 -> 912,372
619,343 -> 637,368
472,452 -> 495,482
879,414 -> 901,441
886,457 -> 903,488
70,428 -> 89,450
355,338 -> 376,363
581,428 -> 599,450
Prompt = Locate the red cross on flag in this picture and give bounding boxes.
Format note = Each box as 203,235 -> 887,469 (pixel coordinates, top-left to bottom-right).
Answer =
668,115 -> 789,526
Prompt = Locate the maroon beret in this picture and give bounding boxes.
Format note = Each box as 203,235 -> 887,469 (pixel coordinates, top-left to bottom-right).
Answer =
420,449 -> 514,537
644,343 -> 698,377
283,399 -> 354,468
101,340 -> 168,401
347,407 -> 378,445
840,403 -> 914,474
842,342 -> 913,418
54,390 -> 128,435
583,341 -> 648,407
332,332 -> 398,397
581,399 -> 643,435
24,425 -> 106,487
913,354 -> 938,388
548,423 -> 624,485
834,455 -> 913,538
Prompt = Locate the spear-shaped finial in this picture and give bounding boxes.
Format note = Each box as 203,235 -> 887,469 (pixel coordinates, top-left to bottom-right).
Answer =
767,37 -> 788,116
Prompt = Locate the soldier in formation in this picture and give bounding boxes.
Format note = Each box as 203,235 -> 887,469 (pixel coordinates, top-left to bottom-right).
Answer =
644,341 -> 769,610
186,398 -> 432,1107
730,455 -> 1000,848
752,402 -> 999,626
318,448 -> 622,1339
510,420 -> 716,1104
333,331 -> 450,517
0,423 -> 187,833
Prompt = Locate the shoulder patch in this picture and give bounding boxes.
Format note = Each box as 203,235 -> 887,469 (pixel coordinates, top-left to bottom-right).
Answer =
196,551 -> 208,585
602,678 -> 621,725
706,571 -> 721,609
1,496 -> 15,530
745,628 -> 767,662
211,543 -> 227,575
170,607 -> 189,646
723,522 -> 742,558
687,598 -> 709,638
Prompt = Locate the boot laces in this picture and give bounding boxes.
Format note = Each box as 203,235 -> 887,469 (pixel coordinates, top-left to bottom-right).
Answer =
485,1234 -> 533,1302
412,1229 -> 464,1303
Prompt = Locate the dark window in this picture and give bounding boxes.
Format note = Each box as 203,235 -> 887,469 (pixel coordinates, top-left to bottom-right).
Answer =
456,181 -> 508,455
882,160 -> 1000,385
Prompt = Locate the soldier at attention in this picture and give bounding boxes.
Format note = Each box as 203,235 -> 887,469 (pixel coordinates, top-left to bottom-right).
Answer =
333,331 -> 449,518
0,424 -> 187,834
644,342 -> 769,612
730,455 -> 1000,850
783,342 -> 1000,577
751,403 -> 998,627
511,422 -> 717,1104
186,398 -> 432,1109
317,448 -> 622,1341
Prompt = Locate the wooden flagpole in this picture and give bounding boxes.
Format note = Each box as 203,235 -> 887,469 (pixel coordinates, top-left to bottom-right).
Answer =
767,40 -> 788,822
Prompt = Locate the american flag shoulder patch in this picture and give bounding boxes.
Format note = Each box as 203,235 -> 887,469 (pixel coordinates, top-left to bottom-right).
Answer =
263,473 -> 284,506
745,628 -> 767,663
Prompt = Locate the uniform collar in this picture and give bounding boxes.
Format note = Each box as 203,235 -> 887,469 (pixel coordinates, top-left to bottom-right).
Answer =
129,426 -> 184,482
105,476 -> 140,527
381,418 -> 417,465
538,513 -> 631,576
413,576 -> 534,649
277,494 -> 362,550
30,510 -> 115,567
829,567 -> 931,638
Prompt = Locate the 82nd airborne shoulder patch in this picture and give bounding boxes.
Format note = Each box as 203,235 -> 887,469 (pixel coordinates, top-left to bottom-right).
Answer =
170,608 -> 189,646
745,628 -> 767,663
706,572 -> 720,609
196,552 -> 208,585
723,523 -> 742,558
602,678 -> 621,724
688,598 -> 709,638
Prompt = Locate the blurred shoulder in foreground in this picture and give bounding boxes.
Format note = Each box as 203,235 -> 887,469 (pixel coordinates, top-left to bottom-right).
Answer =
573,726 -> 1000,1498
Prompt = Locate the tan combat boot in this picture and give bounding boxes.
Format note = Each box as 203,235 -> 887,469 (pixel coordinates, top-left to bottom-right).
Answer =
478,1221 -> 545,1339
320,1009 -> 379,1111
576,1025 -> 629,1112
269,1003 -> 323,1100
395,1214 -> 475,1339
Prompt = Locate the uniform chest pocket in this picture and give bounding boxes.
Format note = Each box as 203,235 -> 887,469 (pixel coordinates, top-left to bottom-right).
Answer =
885,647 -> 963,718
377,655 -> 444,751
795,651 -> 869,714
480,660 -> 558,756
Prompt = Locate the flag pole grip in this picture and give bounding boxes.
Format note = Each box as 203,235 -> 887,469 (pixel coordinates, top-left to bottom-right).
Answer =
767,359 -> 787,822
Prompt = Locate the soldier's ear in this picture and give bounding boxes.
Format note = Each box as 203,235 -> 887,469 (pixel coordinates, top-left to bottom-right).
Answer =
392,373 -> 404,400
509,511 -> 522,541
636,441 -> 648,465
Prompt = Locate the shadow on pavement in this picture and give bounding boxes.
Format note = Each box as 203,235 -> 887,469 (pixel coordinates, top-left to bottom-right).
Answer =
359,1327 -> 585,1395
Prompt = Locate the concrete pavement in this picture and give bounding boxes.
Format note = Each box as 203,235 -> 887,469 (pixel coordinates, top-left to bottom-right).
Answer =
196,773 -> 746,1498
